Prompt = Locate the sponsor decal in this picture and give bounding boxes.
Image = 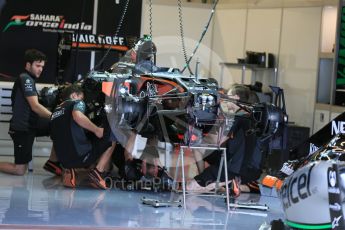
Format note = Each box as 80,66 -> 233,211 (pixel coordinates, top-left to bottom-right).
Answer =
281,164 -> 315,209
327,164 -> 345,229
2,13 -> 131,51
24,79 -> 33,91
51,108 -> 65,120
329,170 -> 337,187
24,85 -> 32,91
328,169 -> 341,194
332,215 -> 342,229
3,13 -> 92,32
328,187 -> 340,194
280,162 -> 294,176
2,15 -> 28,32
71,34 -> 128,51
329,203 -> 342,211
331,121 -> 345,135
309,143 -> 319,155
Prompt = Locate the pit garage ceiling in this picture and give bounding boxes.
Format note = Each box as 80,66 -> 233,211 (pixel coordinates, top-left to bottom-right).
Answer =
188,0 -> 338,8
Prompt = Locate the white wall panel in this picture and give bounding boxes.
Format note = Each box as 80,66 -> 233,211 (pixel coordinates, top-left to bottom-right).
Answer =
141,1 -> 214,77
210,9 -> 247,88
246,9 -> 282,55
140,2 -> 323,131
279,7 -> 322,128
245,8 -> 282,87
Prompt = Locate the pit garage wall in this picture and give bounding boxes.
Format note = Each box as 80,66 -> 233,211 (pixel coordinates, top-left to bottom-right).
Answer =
141,0 -> 214,77
211,6 -> 321,130
141,2 -> 322,130
0,2 -> 324,156
0,0 -> 143,157
0,0 -> 142,83
279,8 -> 321,130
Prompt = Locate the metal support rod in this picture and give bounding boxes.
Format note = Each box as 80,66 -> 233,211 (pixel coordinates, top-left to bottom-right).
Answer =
215,154 -> 224,193
173,146 -> 182,191
223,147 -> 230,211
180,147 -> 186,209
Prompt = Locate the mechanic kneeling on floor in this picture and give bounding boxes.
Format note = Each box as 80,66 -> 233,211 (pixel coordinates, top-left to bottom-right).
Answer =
0,49 -> 59,176
50,84 -> 116,189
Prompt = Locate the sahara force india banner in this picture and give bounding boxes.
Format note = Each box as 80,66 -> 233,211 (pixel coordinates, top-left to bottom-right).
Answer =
0,0 -> 142,83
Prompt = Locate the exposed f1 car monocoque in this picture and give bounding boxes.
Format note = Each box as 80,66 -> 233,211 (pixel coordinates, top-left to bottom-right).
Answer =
95,70 -> 287,147
104,71 -> 220,143
39,67 -> 288,147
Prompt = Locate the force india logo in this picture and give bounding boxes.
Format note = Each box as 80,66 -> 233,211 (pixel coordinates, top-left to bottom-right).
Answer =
2,14 -> 92,32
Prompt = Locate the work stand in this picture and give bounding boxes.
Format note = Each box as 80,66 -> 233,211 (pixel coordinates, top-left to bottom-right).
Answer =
173,145 -> 231,210
141,145 -> 229,209
142,144 -> 269,212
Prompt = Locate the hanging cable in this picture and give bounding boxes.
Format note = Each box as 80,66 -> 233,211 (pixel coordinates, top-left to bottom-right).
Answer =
149,0 -> 153,41
180,0 -> 219,74
177,0 -> 193,75
92,0 -> 130,72
148,0 -> 154,75
147,0 -> 156,128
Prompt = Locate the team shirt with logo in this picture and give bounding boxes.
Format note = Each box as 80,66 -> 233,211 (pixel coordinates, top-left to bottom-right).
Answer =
50,99 -> 93,168
10,72 -> 38,131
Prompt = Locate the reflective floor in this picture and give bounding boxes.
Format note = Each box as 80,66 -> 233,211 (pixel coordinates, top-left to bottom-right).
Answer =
0,156 -> 285,229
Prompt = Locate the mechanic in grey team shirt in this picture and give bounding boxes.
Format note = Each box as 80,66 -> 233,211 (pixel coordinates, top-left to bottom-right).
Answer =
50,84 -> 115,189
0,49 -> 59,176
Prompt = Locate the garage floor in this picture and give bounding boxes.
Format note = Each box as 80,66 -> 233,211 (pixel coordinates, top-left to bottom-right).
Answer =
0,156 -> 285,230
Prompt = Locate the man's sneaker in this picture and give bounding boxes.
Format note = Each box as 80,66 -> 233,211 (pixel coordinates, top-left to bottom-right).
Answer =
62,168 -> 76,188
43,160 -> 62,176
88,168 -> 109,190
